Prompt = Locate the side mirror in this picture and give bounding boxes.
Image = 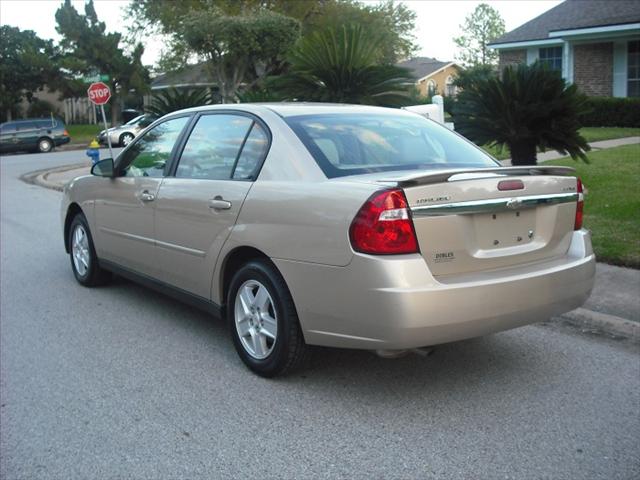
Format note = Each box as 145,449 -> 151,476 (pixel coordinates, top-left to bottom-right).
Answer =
91,158 -> 114,177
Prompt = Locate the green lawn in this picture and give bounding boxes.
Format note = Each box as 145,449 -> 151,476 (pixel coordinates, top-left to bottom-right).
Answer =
479,127 -> 640,161
548,144 -> 640,268
67,124 -> 102,145
481,144 -> 510,160
579,127 -> 640,143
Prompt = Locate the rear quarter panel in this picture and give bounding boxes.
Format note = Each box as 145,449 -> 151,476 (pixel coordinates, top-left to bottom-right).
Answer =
230,179 -> 377,263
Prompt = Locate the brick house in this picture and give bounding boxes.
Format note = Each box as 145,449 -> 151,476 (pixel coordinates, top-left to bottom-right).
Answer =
489,0 -> 639,97
397,57 -> 461,97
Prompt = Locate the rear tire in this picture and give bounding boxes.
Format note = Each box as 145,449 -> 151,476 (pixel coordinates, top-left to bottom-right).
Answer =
37,137 -> 53,153
68,213 -> 111,287
227,259 -> 308,377
119,133 -> 134,147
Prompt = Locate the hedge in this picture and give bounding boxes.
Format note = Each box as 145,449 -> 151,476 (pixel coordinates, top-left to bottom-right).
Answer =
579,97 -> 640,128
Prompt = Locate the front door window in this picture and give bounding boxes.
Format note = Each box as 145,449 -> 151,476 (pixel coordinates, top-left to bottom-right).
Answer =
119,116 -> 189,177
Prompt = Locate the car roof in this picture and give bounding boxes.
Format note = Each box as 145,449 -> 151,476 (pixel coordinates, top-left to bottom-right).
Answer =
2,118 -> 61,125
167,102 -> 414,119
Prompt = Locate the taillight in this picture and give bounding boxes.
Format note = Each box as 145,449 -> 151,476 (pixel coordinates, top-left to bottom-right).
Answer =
574,178 -> 584,230
349,189 -> 419,255
63,129 -> 69,136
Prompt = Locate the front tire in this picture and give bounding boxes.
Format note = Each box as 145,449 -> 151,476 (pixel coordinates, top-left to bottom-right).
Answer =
37,137 -> 53,153
227,260 -> 308,377
68,213 -> 110,287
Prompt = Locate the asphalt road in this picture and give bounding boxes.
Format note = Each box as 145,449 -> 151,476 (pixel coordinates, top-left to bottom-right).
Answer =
1,150 -> 639,480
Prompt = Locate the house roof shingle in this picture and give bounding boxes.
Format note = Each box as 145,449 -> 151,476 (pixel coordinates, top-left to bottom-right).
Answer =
397,57 -> 453,80
491,0 -> 640,45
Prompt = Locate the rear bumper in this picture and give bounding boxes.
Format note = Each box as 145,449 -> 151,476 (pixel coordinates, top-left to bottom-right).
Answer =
55,136 -> 71,147
274,230 -> 595,350
99,131 -> 125,145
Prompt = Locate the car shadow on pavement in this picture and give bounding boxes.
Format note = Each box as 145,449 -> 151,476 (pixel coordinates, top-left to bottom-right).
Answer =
103,274 -> 565,400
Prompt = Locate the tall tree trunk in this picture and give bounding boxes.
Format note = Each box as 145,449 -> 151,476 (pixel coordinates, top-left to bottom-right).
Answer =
6,109 -> 12,121
509,140 -> 537,165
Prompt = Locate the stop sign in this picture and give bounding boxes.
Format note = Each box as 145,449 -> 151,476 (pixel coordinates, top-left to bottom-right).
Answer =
87,82 -> 111,105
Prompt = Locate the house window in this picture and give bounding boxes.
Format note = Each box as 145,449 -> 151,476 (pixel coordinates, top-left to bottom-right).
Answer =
426,80 -> 437,96
628,40 -> 640,97
539,46 -> 563,71
445,75 -> 456,96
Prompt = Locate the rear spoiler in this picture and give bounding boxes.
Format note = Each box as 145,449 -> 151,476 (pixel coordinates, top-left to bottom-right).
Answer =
379,166 -> 576,187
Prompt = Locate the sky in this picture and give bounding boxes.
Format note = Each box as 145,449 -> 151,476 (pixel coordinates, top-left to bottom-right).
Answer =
0,0 -> 564,67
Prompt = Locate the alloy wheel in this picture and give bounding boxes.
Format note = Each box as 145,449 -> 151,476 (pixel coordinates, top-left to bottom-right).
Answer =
71,224 -> 90,277
122,133 -> 134,146
38,139 -> 52,152
234,279 -> 278,359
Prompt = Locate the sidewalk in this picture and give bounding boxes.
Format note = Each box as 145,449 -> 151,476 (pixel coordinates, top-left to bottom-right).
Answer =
23,138 -> 640,341
560,263 -> 639,340
501,136 -> 639,165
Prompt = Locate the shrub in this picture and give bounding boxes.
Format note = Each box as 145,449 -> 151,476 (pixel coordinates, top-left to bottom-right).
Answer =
145,87 -> 212,117
236,86 -> 284,103
453,62 -> 590,165
578,97 -> 640,128
26,99 -> 58,118
272,24 -> 415,107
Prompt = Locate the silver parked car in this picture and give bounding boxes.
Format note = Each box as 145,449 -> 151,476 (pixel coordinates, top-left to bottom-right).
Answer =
98,114 -> 156,147
61,104 -> 595,376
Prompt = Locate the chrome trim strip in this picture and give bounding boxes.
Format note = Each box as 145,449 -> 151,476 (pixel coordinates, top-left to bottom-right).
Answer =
100,227 -> 155,245
411,192 -> 579,217
99,227 -> 206,257
155,239 -> 206,257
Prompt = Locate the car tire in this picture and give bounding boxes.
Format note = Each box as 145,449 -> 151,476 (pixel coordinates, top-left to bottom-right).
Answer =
227,259 -> 308,377
68,213 -> 111,287
119,133 -> 134,147
37,137 -> 53,153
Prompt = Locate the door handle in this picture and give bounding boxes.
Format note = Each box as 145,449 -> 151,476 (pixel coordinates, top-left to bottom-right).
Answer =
209,196 -> 232,210
139,191 -> 155,202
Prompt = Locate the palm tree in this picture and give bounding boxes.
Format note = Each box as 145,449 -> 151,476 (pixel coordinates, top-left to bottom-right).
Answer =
453,62 -> 590,165
236,86 -> 284,103
145,87 -> 213,117
272,24 -> 414,107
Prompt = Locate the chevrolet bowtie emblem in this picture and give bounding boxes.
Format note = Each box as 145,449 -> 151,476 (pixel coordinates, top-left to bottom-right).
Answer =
506,198 -> 523,210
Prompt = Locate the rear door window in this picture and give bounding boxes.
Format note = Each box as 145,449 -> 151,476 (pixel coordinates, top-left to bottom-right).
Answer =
36,119 -> 56,129
175,114 -> 254,180
17,122 -> 37,131
233,123 -> 269,180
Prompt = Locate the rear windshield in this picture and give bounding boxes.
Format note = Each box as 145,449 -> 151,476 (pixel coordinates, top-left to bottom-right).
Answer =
285,113 -> 498,178
36,119 -> 58,128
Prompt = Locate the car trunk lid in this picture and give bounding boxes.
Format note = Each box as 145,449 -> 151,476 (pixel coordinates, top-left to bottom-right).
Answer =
377,166 -> 580,277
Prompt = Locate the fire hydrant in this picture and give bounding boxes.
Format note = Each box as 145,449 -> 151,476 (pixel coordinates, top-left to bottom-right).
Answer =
86,139 -> 100,165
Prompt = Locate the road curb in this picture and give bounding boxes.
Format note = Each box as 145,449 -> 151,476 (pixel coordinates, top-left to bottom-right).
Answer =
20,162 -> 87,192
560,308 -> 640,342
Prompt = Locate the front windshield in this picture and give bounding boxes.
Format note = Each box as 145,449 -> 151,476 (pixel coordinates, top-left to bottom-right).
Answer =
285,113 -> 498,178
